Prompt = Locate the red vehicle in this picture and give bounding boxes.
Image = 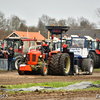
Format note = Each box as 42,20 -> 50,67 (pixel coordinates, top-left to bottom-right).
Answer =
0,40 -> 3,48
18,26 -> 75,76
89,39 -> 100,68
3,37 -> 36,70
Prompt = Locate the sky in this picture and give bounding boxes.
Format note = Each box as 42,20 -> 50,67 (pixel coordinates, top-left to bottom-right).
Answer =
0,0 -> 100,27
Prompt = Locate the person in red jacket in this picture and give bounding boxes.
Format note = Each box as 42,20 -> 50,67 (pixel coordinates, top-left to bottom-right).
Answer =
62,43 -> 67,48
61,43 -> 68,53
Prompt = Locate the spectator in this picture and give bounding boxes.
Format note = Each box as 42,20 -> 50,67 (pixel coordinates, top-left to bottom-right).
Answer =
7,46 -> 14,71
0,48 -> 4,58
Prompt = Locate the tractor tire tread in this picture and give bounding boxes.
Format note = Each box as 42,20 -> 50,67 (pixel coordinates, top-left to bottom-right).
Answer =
49,53 -> 62,75
59,53 -> 71,76
82,58 -> 93,75
89,52 -> 100,68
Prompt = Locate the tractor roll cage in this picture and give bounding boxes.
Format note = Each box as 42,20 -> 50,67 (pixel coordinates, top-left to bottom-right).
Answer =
45,26 -> 70,35
45,26 -> 70,51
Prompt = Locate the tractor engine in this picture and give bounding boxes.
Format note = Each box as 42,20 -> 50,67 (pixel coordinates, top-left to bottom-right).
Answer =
18,50 -> 46,75
27,50 -> 45,65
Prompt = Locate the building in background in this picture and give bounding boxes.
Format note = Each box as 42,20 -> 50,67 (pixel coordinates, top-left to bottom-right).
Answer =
63,29 -> 100,39
7,31 -> 46,40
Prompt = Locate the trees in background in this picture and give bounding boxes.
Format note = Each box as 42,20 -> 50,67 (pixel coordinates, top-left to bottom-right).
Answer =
6,15 -> 27,33
0,11 -> 98,39
37,15 -> 58,38
0,12 -> 37,39
0,11 -> 7,39
95,8 -> 100,25
0,29 -> 7,39
78,17 -> 97,29
37,15 -> 97,38
66,17 -> 78,29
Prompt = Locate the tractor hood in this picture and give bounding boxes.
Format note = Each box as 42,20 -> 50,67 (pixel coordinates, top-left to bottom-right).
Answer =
27,50 -> 45,65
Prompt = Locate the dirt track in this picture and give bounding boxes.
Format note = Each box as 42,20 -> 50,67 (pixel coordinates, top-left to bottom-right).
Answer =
1,90 -> 99,100
0,71 -> 100,85
0,71 -> 100,100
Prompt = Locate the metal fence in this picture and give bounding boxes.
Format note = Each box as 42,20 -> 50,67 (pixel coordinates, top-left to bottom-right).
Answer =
0,59 -> 8,70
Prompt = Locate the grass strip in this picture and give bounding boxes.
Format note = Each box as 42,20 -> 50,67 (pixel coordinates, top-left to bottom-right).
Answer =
4,81 -> 79,89
0,80 -> 100,89
94,68 -> 100,73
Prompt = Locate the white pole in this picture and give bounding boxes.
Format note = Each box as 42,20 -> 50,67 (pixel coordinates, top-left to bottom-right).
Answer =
27,29 -> 28,38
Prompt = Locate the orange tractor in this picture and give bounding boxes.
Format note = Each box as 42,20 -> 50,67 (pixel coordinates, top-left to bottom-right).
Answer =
18,26 -> 74,76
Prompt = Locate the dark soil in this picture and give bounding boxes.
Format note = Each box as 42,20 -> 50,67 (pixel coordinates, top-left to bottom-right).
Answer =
0,71 -> 100,100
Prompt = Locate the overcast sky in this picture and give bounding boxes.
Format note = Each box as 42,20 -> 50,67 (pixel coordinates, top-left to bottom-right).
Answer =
0,0 -> 100,27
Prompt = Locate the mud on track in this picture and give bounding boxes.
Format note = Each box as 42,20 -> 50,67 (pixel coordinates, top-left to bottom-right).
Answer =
1,89 -> 100,100
0,71 -> 100,100
0,71 -> 100,85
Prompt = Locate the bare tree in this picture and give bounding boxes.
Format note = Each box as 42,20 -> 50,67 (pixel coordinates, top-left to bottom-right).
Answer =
28,26 -> 37,32
0,29 -> 7,39
37,19 -> 45,30
0,11 -> 6,29
37,19 -> 47,38
95,8 -> 100,18
48,18 -> 57,26
0,11 -> 7,38
78,17 -> 97,29
37,14 -> 58,38
7,15 -> 20,31
18,23 -> 27,31
66,17 -> 78,29
58,19 -> 67,26
6,15 -> 26,34
39,14 -> 50,25
95,8 -> 100,25
39,14 -> 57,26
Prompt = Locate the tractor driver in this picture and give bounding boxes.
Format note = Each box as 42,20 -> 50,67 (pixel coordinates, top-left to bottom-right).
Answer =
41,40 -> 49,62
61,43 -> 69,53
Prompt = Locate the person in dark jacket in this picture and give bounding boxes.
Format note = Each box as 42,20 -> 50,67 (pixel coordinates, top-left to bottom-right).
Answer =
42,41 -> 49,62
7,46 -> 14,71
0,48 -> 4,58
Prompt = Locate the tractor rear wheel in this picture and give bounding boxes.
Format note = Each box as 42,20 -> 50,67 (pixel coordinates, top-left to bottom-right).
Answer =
49,53 -> 62,75
41,63 -> 48,76
89,51 -> 100,68
59,53 -> 71,76
14,53 -> 23,58
14,56 -> 23,70
49,54 -> 55,75
82,58 -> 93,75
96,54 -> 100,68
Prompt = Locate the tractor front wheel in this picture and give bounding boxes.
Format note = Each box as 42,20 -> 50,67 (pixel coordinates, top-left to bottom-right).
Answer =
14,56 -> 23,70
41,63 -> 48,76
82,58 -> 94,75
